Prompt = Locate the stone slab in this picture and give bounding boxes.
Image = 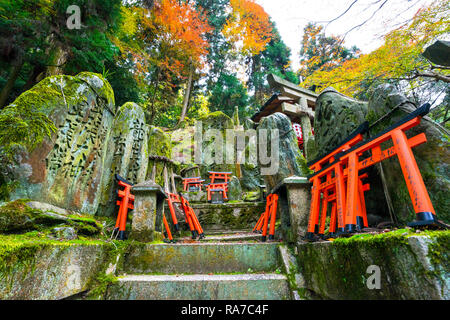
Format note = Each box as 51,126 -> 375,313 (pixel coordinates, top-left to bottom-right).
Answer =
0,242 -> 116,300
119,243 -> 281,274
106,274 -> 290,300
296,234 -> 449,300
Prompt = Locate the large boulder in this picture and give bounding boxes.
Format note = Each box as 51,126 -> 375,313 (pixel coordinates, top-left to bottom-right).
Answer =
6,72 -> 116,215
196,111 -> 236,178
227,176 -> 242,201
0,239 -> 117,300
239,118 -> 263,191
313,87 -> 368,157
312,88 -> 390,222
366,84 -> 450,224
98,102 -> 149,217
256,112 -> 309,192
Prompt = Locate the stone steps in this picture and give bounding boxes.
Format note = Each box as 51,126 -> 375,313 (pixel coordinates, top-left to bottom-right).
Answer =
119,242 -> 281,274
178,231 -> 264,242
106,274 -> 291,300
107,241 -> 297,300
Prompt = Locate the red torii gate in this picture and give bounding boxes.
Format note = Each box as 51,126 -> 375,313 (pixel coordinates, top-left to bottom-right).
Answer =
305,103 -> 442,241
337,103 -> 435,231
253,193 -> 279,242
306,122 -> 369,239
113,175 -> 135,240
166,192 -> 205,240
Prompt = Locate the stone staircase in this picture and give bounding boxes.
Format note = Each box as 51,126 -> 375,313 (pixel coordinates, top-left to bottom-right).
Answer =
106,239 -> 299,300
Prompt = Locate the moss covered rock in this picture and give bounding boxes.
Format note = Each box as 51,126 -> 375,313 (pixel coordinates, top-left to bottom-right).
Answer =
148,126 -> 172,159
196,111 -> 236,178
198,111 -> 234,131
0,199 -> 102,236
6,72 -> 116,215
367,84 -> 450,224
0,235 -> 119,299
147,126 -> 174,187
257,112 -> 309,192
98,102 -> 149,217
314,87 -> 368,156
228,176 -> 242,201
0,199 -> 66,233
297,229 -> 449,299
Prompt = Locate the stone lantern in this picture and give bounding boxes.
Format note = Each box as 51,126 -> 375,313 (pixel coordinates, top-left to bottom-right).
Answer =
130,180 -> 167,242
283,176 -> 311,243
271,176 -> 311,243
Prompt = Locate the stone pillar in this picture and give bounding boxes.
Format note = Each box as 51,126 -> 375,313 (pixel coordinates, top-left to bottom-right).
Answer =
130,180 -> 167,242
298,98 -> 314,159
283,176 -> 311,243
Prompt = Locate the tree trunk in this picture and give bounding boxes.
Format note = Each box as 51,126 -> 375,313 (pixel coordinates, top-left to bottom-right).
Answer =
22,64 -> 45,92
178,62 -> 194,126
148,68 -> 161,126
45,41 -> 68,77
0,57 -> 24,109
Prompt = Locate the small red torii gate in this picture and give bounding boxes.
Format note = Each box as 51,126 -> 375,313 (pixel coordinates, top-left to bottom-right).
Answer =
305,103 -> 443,241
112,175 -> 135,240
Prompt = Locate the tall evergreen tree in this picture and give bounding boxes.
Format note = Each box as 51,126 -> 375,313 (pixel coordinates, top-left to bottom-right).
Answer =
0,0 -> 124,108
208,72 -> 248,118
247,20 -> 298,110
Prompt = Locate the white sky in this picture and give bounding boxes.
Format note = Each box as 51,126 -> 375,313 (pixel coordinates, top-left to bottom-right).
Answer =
254,0 -> 436,70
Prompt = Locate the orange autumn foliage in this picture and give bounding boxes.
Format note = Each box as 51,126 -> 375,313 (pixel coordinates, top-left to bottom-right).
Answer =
301,0 -> 450,97
223,0 -> 273,56
149,0 -> 212,66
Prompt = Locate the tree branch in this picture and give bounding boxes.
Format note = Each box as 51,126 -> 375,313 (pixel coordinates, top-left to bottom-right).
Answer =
323,0 -> 359,31
338,0 -> 389,46
413,70 -> 450,83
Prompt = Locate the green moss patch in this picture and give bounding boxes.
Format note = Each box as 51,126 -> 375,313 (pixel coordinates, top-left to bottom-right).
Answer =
297,229 -> 449,299
0,199 -> 63,233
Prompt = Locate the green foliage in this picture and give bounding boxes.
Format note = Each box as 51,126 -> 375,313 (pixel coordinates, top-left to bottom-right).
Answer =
194,0 -> 233,90
248,20 -> 298,109
298,22 -> 360,85
301,1 -> 449,103
208,72 -> 249,118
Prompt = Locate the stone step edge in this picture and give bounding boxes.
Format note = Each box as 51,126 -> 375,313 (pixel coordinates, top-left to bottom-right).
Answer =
116,274 -> 287,282
144,242 -> 279,246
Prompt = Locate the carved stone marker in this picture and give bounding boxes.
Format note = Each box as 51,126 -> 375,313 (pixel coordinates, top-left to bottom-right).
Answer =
131,180 -> 167,242
9,72 -> 116,214
257,112 -> 309,192
98,102 -> 149,217
313,87 -> 368,157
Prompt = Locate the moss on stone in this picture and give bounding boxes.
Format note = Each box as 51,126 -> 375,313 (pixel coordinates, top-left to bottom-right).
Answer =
85,272 -> 118,300
67,216 -> 103,236
0,232 -> 115,295
0,199 -> 106,237
297,229 -> 449,299
76,72 -> 116,107
424,230 -> 450,293
0,199 -> 62,233
198,111 -> 234,130
148,126 -> 172,159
